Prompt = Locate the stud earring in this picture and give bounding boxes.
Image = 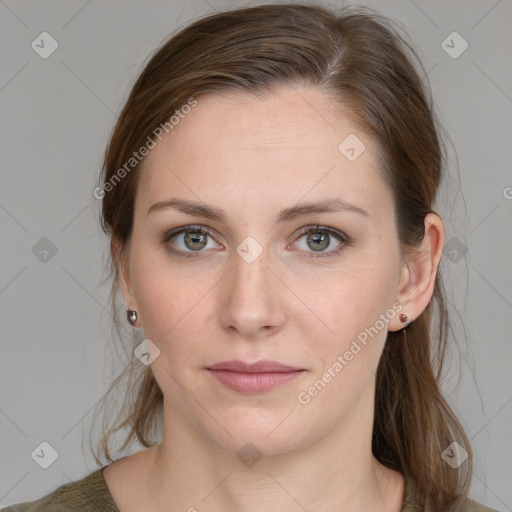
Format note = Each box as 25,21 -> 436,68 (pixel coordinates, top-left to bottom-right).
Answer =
127,310 -> 137,326
399,312 -> 409,325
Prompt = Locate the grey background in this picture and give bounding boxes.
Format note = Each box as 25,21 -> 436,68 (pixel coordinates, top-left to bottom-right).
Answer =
1,0 -> 511,509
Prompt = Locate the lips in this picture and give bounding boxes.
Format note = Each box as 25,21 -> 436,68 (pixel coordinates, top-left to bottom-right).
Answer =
206,359 -> 303,373
206,359 -> 305,393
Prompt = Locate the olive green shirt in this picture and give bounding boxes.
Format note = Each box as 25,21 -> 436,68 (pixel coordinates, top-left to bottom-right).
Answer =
1,467 -> 500,512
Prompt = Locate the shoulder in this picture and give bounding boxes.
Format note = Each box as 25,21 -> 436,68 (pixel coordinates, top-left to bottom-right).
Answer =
466,498 -> 503,512
0,469 -> 119,512
403,475 -> 503,512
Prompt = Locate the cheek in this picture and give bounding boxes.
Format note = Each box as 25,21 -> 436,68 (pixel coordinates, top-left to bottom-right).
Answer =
317,264 -> 395,334
294,274 -> 394,421
129,248 -> 207,342
306,258 -> 398,370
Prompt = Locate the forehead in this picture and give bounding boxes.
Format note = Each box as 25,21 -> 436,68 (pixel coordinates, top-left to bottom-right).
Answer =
137,86 -> 391,220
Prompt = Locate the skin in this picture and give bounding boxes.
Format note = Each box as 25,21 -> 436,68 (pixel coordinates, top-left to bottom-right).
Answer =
104,85 -> 445,512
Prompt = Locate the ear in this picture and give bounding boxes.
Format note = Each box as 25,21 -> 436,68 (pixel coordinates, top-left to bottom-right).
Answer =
388,213 -> 445,332
112,236 -> 140,327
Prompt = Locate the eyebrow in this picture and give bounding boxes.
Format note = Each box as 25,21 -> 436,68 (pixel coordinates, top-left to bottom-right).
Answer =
147,197 -> 369,223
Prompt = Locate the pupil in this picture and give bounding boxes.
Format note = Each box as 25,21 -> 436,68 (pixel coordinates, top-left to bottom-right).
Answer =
308,231 -> 328,251
186,231 -> 207,250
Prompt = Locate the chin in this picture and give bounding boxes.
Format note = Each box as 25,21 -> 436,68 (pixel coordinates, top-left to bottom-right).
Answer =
198,409 -> 313,460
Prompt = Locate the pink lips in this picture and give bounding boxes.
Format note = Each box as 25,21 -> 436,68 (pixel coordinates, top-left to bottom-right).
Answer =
206,359 -> 305,393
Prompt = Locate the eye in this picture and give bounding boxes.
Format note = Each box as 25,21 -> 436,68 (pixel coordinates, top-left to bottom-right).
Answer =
291,226 -> 350,258
162,225 -> 221,258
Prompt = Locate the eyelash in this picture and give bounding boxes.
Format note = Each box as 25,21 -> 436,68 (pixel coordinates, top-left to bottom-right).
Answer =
161,224 -> 351,259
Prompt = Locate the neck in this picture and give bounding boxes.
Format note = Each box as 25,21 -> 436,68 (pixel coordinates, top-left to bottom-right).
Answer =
141,397 -> 405,512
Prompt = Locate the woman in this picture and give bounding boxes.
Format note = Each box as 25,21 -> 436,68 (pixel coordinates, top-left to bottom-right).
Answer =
2,3 -> 500,511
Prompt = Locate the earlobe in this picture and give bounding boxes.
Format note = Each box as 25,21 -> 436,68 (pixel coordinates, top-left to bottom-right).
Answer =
388,263 -> 412,332
388,213 -> 445,332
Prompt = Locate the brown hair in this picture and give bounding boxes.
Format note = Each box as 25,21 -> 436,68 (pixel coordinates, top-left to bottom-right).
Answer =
91,3 -> 472,510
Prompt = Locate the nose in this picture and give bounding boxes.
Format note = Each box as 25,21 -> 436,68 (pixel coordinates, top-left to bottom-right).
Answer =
219,242 -> 286,339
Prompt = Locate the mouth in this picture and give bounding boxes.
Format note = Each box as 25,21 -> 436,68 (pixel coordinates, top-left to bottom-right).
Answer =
205,359 -> 306,393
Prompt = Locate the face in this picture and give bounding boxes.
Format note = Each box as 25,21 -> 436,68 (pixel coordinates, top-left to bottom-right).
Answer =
118,86 -> 407,456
